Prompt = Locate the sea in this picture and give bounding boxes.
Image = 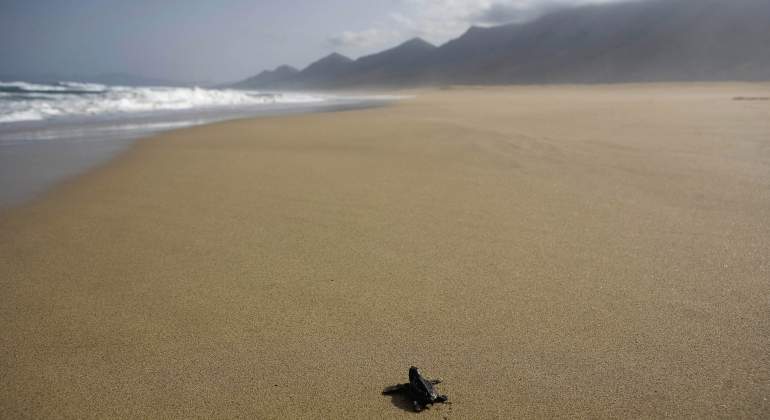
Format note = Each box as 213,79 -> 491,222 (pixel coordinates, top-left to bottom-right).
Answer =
0,81 -> 390,209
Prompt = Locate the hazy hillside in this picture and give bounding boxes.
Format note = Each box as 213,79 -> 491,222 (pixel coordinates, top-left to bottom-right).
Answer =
233,0 -> 770,89
291,53 -> 354,87
338,38 -> 438,87
230,65 -> 299,89
431,0 -> 770,84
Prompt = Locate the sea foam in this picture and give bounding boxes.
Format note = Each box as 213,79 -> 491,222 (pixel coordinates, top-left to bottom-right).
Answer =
0,82 -> 325,123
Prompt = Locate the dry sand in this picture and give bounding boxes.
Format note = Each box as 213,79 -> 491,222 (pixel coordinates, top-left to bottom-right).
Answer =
1,84 -> 769,418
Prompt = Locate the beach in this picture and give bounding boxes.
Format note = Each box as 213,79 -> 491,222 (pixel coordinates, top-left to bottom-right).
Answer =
1,84 -> 769,418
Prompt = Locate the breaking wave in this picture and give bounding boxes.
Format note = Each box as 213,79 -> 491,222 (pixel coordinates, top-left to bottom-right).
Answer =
0,81 -> 325,123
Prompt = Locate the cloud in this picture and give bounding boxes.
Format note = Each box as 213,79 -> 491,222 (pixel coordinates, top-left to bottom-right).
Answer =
401,0 -> 627,37
473,0 -> 624,25
327,28 -> 401,50
475,2 -> 549,25
328,0 -> 628,55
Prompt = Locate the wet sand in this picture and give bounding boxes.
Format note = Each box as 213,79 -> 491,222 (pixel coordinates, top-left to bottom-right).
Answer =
1,84 -> 769,418
0,98 -> 390,210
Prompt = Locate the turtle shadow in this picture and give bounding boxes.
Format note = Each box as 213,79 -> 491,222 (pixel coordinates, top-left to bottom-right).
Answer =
384,389 -> 417,413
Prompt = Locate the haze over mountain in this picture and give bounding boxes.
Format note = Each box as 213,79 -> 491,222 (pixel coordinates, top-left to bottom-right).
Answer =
231,66 -> 299,89
296,53 -> 355,87
233,0 -> 770,89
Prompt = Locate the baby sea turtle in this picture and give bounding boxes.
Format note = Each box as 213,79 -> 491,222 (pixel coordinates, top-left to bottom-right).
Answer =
383,366 -> 448,412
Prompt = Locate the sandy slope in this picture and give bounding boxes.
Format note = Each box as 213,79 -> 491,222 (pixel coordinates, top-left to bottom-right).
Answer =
1,84 -> 769,418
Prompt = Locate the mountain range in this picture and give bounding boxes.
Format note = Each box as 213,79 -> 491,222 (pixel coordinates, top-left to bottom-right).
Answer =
232,0 -> 770,90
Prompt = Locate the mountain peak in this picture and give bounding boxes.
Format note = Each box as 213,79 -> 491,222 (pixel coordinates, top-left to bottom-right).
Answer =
230,64 -> 300,88
464,26 -> 483,35
300,52 -> 354,80
319,52 -> 353,63
399,37 -> 436,50
274,65 -> 299,74
304,53 -> 353,71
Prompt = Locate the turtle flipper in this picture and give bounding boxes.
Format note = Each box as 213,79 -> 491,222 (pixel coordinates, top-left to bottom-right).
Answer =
382,383 -> 409,395
430,378 -> 442,385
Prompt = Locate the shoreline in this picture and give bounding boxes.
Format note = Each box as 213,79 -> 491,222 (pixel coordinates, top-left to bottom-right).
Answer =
2,83 -> 769,418
0,97 -> 393,211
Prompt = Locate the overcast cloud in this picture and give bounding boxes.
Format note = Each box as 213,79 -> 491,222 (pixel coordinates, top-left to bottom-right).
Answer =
327,0 -> 628,53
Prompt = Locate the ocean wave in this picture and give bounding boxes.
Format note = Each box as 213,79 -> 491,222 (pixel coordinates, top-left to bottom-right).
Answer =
0,82 -> 326,123
0,81 -> 108,94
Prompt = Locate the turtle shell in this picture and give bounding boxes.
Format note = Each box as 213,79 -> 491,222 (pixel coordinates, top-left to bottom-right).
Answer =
408,366 -> 440,403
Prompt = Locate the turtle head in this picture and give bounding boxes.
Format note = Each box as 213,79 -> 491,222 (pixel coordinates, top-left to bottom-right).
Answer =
409,366 -> 428,386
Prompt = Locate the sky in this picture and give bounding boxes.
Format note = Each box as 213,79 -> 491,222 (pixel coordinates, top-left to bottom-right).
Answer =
0,0 -> 626,84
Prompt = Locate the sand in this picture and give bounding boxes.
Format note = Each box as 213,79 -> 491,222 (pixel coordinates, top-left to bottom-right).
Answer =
1,84 -> 769,418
